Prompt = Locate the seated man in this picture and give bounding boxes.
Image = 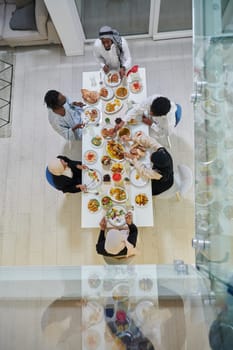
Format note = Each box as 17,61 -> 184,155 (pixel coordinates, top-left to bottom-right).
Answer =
96,212 -> 138,259
44,90 -> 85,141
128,95 -> 178,144
47,156 -> 88,193
93,25 -> 132,78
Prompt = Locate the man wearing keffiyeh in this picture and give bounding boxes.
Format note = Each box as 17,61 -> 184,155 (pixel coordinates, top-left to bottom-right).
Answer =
93,25 -> 132,78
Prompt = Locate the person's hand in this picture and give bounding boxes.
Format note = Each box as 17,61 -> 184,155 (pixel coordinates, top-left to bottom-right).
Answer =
142,115 -> 152,126
72,101 -> 86,108
77,184 -> 87,192
119,67 -> 126,78
77,164 -> 88,170
73,123 -> 85,131
103,65 -> 110,74
99,217 -> 107,230
124,152 -> 135,160
125,212 -> 133,225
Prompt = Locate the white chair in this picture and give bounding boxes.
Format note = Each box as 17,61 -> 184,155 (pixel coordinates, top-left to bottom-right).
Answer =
156,164 -> 193,200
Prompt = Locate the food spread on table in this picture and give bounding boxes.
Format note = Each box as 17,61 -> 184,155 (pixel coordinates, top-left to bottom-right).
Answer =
101,195 -> 113,209
101,125 -> 116,139
99,86 -> 114,101
129,80 -> 143,93
111,162 -> 124,173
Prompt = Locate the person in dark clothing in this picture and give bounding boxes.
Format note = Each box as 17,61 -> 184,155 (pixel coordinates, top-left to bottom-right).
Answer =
96,212 -> 138,258
150,147 -> 174,195
47,155 -> 88,193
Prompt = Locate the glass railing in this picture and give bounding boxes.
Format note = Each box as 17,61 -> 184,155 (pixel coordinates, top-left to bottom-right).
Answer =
193,1 -> 233,348
0,264 -> 213,349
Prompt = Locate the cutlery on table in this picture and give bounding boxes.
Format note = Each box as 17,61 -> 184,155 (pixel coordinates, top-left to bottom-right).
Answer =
84,190 -> 99,195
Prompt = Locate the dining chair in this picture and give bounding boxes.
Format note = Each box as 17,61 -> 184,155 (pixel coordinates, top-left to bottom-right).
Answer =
45,166 -> 57,189
166,103 -> 182,148
156,164 -> 193,201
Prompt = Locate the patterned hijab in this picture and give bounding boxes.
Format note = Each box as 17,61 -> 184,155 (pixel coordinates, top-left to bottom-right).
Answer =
99,25 -> 123,66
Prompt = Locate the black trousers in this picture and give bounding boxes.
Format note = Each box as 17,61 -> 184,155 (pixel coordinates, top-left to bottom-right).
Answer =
151,174 -> 174,195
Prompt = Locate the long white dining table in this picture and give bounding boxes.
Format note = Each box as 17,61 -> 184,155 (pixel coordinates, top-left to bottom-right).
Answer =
81,68 -> 154,228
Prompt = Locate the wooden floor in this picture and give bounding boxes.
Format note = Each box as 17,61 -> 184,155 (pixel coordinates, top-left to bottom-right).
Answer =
0,38 -> 195,266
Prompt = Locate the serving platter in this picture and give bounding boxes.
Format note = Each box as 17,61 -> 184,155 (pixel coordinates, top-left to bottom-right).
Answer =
104,98 -> 123,114
106,140 -> 125,161
109,187 -> 128,203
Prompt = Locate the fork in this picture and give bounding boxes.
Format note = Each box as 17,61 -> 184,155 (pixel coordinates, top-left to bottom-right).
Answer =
84,190 -> 99,195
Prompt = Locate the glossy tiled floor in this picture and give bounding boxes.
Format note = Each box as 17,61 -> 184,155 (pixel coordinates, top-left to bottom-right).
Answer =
0,38 -> 195,266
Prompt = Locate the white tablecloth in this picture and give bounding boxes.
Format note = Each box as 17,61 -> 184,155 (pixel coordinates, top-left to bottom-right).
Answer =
81,68 -> 154,228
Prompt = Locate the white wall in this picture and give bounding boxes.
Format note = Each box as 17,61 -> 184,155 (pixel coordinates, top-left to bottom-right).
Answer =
44,0 -> 85,56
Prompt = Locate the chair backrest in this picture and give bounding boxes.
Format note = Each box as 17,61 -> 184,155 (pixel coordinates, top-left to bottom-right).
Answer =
176,164 -> 193,196
175,104 -> 182,126
156,164 -> 193,199
45,167 -> 57,189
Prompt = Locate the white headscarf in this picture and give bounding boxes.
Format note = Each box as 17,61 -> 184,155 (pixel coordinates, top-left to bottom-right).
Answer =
48,159 -> 64,176
99,25 -> 123,66
104,229 -> 139,257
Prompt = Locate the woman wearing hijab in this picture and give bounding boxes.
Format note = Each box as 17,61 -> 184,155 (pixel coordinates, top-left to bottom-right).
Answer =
93,25 -> 132,78
124,132 -> 174,195
96,212 -> 138,259
47,155 -> 88,193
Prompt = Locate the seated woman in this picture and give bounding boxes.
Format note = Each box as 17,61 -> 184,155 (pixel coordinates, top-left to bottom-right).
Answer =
124,132 -> 174,195
96,212 -> 138,259
47,156 -> 88,193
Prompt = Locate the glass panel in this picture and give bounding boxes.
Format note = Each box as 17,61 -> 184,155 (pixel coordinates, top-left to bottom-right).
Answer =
0,265 -> 213,349
77,0 -> 151,38
158,0 -> 192,32
193,1 -> 233,348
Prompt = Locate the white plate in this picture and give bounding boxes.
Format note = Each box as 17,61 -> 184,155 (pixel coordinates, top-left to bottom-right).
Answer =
104,70 -> 121,87
91,135 -> 104,148
84,150 -> 98,164
100,86 -> 114,101
130,167 -> 149,187
129,80 -> 143,94
83,106 -> 101,125
135,300 -> 154,323
108,187 -> 128,203
83,169 -> 102,189
104,98 -> 123,115
106,205 -> 126,227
